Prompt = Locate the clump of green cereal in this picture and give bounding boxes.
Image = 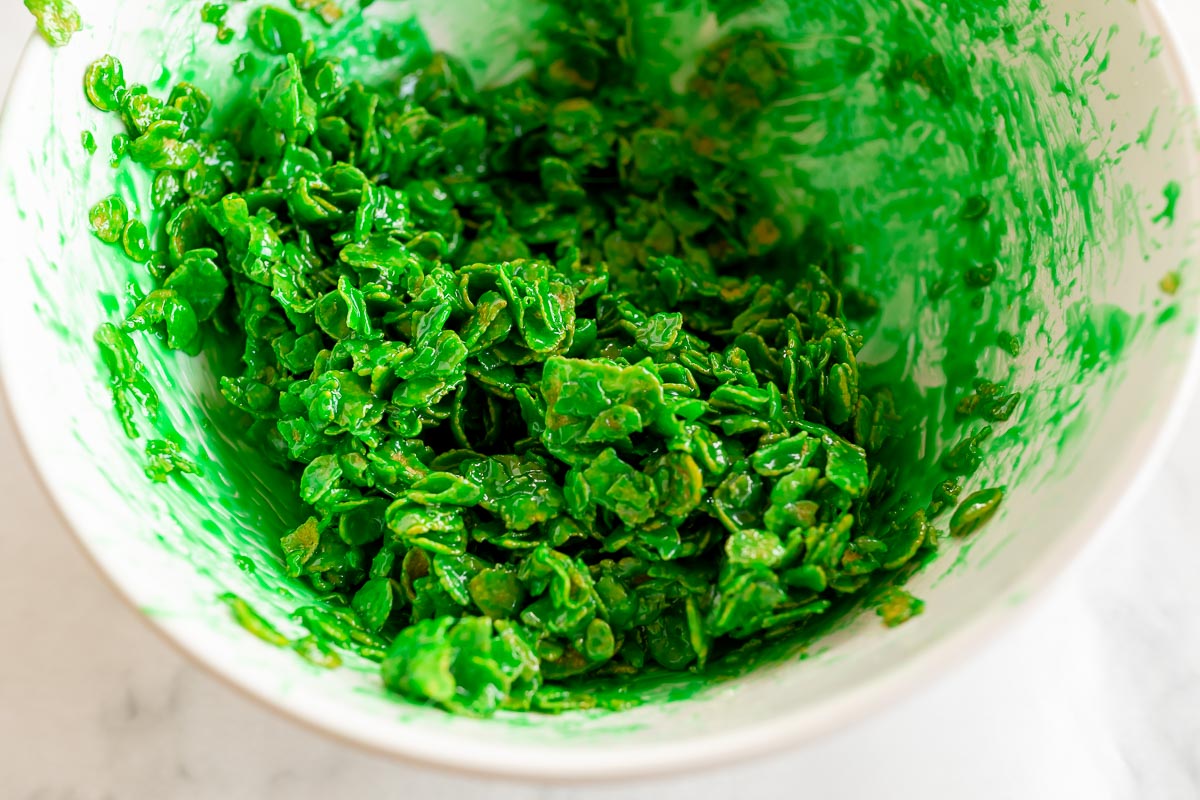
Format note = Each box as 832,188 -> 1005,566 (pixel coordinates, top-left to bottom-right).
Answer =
83,4 -> 975,715
25,0 -> 81,47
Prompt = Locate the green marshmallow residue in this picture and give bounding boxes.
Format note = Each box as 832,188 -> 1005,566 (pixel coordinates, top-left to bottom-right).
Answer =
75,0 -> 1135,716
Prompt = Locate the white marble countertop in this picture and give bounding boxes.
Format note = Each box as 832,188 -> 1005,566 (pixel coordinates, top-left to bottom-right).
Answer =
4,5 -> 1200,798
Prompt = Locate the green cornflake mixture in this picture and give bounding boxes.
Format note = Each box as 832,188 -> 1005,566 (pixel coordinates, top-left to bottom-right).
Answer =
84,5 -> 1003,715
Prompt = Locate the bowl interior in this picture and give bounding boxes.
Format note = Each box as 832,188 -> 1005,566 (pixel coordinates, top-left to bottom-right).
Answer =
1,0 -> 1198,779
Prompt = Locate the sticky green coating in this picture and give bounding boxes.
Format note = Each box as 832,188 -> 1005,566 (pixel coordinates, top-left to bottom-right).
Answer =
82,5 -> 1006,715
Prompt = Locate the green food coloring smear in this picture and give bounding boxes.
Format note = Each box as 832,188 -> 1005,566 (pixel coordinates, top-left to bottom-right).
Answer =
67,0 -> 1166,718
1153,180 -> 1182,227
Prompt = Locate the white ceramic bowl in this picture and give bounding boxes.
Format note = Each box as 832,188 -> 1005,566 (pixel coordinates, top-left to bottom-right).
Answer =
2,0 -> 1198,781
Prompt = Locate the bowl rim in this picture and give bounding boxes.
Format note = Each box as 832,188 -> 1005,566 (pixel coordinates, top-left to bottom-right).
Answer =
2,3 -> 1200,781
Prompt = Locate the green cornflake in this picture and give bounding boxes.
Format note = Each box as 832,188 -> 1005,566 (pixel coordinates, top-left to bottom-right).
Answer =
121,219 -> 152,261
964,261 -> 999,288
875,587 -> 925,628
144,438 -> 199,483
84,55 -> 126,112
247,6 -> 304,54
88,195 -> 128,243
25,0 -> 81,47
200,3 -> 236,44
955,381 -> 1021,423
234,52 -> 259,77
109,133 -> 130,168
220,593 -> 291,646
1160,271 -> 1181,296
292,635 -> 343,668
949,488 -> 1006,538
82,8 -> 951,716
997,331 -> 1022,357
94,323 -> 159,438
959,194 -> 990,221
927,480 -> 962,520
81,130 -> 97,155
